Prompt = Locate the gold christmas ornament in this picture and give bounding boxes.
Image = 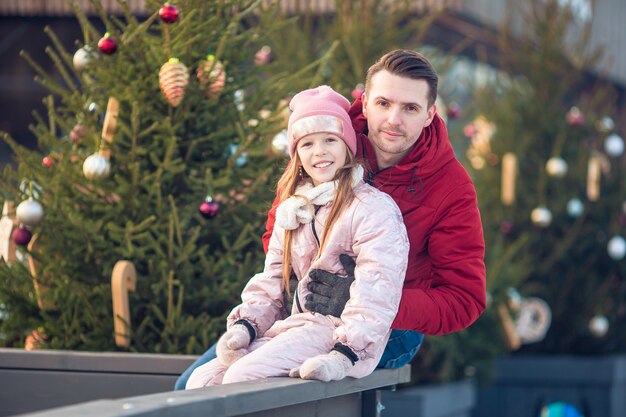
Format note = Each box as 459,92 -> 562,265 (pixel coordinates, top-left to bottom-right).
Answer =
159,58 -> 189,107
197,55 -> 225,99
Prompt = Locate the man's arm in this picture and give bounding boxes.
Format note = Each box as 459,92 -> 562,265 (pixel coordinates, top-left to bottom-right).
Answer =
392,183 -> 486,335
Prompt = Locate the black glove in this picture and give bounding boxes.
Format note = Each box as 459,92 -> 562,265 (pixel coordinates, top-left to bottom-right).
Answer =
305,254 -> 356,318
282,271 -> 299,315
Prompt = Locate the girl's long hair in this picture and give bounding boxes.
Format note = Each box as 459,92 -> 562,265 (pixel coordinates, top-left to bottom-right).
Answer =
276,146 -> 358,295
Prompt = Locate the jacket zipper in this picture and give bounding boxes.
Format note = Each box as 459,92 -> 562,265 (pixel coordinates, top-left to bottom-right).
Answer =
294,206 -> 322,314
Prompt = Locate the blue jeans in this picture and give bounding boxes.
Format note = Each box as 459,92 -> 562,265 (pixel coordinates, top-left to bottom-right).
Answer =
174,329 -> 424,390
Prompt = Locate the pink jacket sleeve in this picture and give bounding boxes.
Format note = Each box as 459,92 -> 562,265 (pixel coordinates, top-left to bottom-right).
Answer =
226,226 -> 286,336
333,191 -> 409,360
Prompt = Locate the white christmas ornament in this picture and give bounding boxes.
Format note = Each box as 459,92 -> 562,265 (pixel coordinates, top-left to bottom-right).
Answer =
73,46 -> 97,71
566,198 -> 584,218
531,206 -> 552,227
271,129 -> 289,156
604,133 -> 624,157
607,235 -> 626,260
83,153 -> 111,180
545,156 -> 568,178
588,315 -> 609,338
16,198 -> 44,227
596,116 -> 615,133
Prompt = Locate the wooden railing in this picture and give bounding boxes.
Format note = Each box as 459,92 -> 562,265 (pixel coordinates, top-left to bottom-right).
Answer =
0,348 -> 410,417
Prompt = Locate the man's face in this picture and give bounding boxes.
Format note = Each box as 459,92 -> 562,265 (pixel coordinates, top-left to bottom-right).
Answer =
362,70 -> 436,168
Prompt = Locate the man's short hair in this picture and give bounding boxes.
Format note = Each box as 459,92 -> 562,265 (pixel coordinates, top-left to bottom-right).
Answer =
365,49 -> 438,107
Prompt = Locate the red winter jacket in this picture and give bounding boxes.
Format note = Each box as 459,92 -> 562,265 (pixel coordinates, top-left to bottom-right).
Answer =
262,97 -> 486,335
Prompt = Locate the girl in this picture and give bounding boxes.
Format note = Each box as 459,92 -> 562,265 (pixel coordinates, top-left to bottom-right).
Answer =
186,85 -> 408,387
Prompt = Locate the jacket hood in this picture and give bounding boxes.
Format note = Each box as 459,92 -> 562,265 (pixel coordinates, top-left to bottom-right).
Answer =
349,96 -> 456,184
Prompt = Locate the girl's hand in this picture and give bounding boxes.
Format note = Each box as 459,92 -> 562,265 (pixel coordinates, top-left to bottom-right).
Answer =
216,323 -> 252,366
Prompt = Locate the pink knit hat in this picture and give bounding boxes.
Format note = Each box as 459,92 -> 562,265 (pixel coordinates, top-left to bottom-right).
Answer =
287,85 -> 357,158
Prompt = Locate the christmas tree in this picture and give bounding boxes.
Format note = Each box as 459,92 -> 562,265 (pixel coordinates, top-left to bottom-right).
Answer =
0,0 -> 325,353
431,0 -> 625,382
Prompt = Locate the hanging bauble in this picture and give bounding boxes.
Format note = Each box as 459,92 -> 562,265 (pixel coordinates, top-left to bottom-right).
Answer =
596,116 -> 615,133
16,198 -> 43,227
229,144 -> 248,167
42,156 -> 54,167
87,102 -> 99,114
565,106 -> 585,126
271,129 -> 289,156
83,153 -> 111,180
70,124 -> 88,143
604,133 -> 624,157
12,226 -> 32,246
254,45 -> 272,66
607,235 -> 626,260
351,83 -> 365,100
531,206 -> 552,227
159,2 -> 180,23
566,198 -> 584,218
97,33 -> 118,55
234,89 -> 245,112
197,55 -> 225,99
463,123 -> 477,138
199,197 -> 219,219
545,156 -> 568,178
73,45 -> 97,71
588,315 -> 609,337
446,102 -> 461,119
500,220 -> 514,235
159,58 -> 189,107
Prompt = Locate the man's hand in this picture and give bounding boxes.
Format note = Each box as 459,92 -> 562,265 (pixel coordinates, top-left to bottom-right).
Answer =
305,254 -> 356,317
215,324 -> 251,366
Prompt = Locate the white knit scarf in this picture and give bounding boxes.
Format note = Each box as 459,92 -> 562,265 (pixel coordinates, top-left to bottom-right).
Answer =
275,165 -> 364,230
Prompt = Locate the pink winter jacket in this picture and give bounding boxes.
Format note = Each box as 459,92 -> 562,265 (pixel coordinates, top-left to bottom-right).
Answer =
227,180 -> 409,370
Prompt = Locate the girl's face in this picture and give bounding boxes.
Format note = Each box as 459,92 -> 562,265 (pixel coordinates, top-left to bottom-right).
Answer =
296,133 -> 348,186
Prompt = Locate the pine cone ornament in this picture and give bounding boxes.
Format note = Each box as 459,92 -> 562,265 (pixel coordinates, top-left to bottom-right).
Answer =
197,55 -> 225,99
159,58 -> 189,107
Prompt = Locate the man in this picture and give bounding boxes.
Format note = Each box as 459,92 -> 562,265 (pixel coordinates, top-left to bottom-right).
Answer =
175,49 -> 486,389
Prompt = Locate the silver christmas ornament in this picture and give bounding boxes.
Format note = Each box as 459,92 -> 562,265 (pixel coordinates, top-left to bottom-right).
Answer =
16,198 -> 44,227
545,156 -> 568,178
73,46 -> 97,71
83,153 -> 111,180
607,235 -> 626,260
604,133 -> 624,157
271,129 -> 289,156
566,198 -> 584,218
588,315 -> 609,338
531,206 -> 552,227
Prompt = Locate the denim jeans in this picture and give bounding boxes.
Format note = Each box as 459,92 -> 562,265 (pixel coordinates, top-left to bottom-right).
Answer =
174,329 -> 424,390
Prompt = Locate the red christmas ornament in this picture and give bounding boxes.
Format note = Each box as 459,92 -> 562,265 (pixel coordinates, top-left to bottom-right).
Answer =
446,102 -> 461,119
42,156 -> 54,167
351,83 -> 364,100
199,198 -> 219,219
70,124 -> 88,143
12,226 -> 32,246
98,33 -> 118,55
159,3 -> 180,24
566,106 -> 585,126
